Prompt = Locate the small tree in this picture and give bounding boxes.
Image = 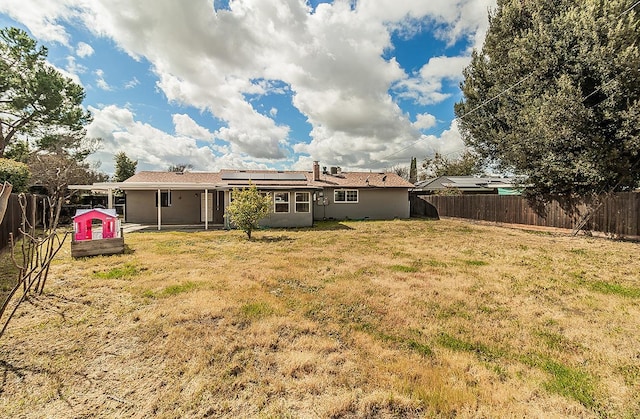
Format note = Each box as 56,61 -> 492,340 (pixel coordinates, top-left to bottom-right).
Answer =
226,184 -> 272,240
114,151 -> 137,182
391,164 -> 409,180
422,150 -> 484,178
0,158 -> 30,192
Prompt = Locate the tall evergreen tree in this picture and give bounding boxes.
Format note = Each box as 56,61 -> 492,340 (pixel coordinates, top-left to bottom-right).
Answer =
455,0 -> 640,199
0,27 -> 92,157
409,157 -> 418,184
114,152 -> 137,182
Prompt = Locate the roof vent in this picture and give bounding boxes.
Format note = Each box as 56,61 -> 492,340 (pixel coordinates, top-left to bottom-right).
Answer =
330,166 -> 338,175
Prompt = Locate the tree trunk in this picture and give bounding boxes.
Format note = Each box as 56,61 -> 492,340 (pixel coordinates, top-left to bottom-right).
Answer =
0,182 -> 12,224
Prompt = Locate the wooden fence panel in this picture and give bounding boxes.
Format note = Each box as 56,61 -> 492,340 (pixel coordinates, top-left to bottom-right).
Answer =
0,194 -> 41,252
415,192 -> 640,238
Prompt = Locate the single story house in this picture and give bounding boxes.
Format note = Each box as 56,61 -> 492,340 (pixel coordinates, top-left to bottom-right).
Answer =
73,162 -> 413,230
412,176 -> 523,195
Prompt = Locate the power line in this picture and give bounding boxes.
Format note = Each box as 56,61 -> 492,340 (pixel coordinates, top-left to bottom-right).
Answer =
621,0 -> 640,16
383,0 -> 640,167
381,72 -> 537,162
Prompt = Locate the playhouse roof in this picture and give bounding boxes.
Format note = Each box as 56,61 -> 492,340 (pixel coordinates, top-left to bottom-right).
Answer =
73,208 -> 118,219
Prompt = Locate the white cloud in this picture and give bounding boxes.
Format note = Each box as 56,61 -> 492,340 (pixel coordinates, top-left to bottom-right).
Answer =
124,77 -> 139,89
3,0 -> 494,170
172,114 -> 214,141
394,55 -> 471,105
0,0 -> 71,44
95,69 -> 111,91
86,105 -> 279,174
76,41 -> 94,57
413,113 -> 437,131
86,105 -> 218,173
46,61 -> 82,85
423,119 -> 466,158
65,56 -> 87,76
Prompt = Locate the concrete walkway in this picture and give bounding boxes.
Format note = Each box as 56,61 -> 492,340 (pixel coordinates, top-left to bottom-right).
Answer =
122,223 -> 225,233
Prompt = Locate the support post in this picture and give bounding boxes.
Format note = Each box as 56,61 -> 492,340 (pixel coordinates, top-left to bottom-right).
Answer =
107,188 -> 114,209
157,189 -> 162,231
205,189 -> 209,230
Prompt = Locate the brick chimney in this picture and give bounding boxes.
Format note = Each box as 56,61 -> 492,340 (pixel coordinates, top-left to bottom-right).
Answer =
313,161 -> 320,181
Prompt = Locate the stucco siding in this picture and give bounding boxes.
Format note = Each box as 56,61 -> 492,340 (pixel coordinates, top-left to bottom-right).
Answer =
226,189 -> 314,228
259,212 -> 313,228
313,188 -> 409,220
125,190 -> 202,224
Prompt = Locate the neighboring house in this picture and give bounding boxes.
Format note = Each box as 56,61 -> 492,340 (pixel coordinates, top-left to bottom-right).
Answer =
412,176 -> 522,196
75,162 -> 412,230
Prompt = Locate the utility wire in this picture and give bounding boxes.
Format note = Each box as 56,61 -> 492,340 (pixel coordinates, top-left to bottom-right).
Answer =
382,0 -> 640,166
381,72 -> 537,162
621,0 -> 640,16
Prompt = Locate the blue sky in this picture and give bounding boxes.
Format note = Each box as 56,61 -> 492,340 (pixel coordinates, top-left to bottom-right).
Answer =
0,0 -> 495,175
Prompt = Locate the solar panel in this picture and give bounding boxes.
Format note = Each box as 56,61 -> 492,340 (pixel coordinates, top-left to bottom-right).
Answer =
221,172 -> 306,181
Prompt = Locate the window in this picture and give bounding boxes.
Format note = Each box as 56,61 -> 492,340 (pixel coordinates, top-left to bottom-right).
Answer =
295,192 -> 310,213
155,191 -> 172,207
274,192 -> 290,213
334,189 -> 358,203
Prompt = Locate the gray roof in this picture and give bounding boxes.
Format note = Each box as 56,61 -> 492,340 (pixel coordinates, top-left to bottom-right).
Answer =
413,176 -> 520,192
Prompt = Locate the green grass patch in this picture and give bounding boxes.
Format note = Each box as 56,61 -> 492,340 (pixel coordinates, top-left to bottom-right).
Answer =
436,332 -> 502,361
543,360 -> 596,409
425,259 -> 448,268
354,322 -> 433,357
535,330 -> 575,352
569,248 -> 588,256
617,363 -> 640,386
436,301 -> 472,320
142,281 -> 198,299
93,263 -> 141,279
406,339 -> 433,357
589,281 -> 640,298
240,301 -> 274,319
389,264 -> 419,273
0,249 -> 20,296
519,353 -> 596,409
160,281 -> 198,297
462,259 -> 489,266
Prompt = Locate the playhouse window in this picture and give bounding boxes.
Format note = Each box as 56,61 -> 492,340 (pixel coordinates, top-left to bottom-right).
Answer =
155,191 -> 172,207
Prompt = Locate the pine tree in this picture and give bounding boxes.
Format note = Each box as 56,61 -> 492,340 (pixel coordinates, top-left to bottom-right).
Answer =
409,157 -> 418,184
455,0 -> 640,199
114,152 -> 137,182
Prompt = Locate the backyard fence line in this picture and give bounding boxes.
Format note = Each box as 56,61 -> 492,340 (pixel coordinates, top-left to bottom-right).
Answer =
0,194 -> 42,252
413,192 -> 640,239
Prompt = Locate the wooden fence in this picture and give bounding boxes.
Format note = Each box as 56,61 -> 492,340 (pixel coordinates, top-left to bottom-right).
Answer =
412,192 -> 640,238
0,194 -> 41,252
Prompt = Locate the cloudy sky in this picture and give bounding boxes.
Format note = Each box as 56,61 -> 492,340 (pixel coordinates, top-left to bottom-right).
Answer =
0,0 -> 496,175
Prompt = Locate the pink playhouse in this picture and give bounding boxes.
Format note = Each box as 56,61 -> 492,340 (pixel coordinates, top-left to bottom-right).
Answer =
71,208 -> 124,257
73,208 -> 121,240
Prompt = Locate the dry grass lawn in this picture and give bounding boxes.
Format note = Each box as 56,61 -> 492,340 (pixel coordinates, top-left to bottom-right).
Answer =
1,219 -> 639,418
